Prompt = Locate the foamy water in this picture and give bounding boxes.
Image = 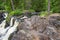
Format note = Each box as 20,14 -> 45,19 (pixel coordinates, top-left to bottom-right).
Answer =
0,13 -> 19,40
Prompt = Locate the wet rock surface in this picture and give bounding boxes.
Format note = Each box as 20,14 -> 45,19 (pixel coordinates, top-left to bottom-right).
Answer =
11,15 -> 60,40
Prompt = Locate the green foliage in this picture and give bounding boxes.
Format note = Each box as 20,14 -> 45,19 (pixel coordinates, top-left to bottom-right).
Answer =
0,0 -> 60,13
6,16 -> 10,23
0,0 -> 5,10
5,5 -> 12,12
23,9 -> 35,13
6,10 -> 23,22
5,0 -> 12,12
14,0 -> 24,10
39,11 -> 48,17
9,10 -> 23,16
50,0 -> 60,13
29,9 -> 35,12
31,0 -> 47,12
39,11 -> 52,17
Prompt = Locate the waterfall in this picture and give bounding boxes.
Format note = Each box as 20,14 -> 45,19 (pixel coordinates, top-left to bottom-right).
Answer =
10,17 -> 14,27
0,20 -> 6,28
0,20 -> 6,35
0,17 -> 14,36
20,16 -> 28,19
3,13 -> 8,19
2,19 -> 19,40
0,13 -> 7,35
0,13 -> 19,40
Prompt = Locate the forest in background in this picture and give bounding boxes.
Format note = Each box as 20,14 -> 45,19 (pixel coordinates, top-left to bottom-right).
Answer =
0,0 -> 60,16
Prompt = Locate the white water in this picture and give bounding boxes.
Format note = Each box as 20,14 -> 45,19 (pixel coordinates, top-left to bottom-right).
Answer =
20,16 -> 28,19
10,17 -> 14,27
0,13 -> 19,40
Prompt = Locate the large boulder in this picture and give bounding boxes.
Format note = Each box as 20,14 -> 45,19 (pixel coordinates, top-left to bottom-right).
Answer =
11,15 -> 60,40
11,15 -> 50,40
18,15 -> 49,33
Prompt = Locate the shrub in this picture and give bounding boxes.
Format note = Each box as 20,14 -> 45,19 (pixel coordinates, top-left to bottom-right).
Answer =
9,10 -> 23,16
39,11 -> 52,17
6,10 -> 23,23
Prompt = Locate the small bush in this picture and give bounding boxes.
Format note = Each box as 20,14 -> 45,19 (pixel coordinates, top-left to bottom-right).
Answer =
9,10 -> 23,16
6,10 -> 23,23
39,11 -> 52,17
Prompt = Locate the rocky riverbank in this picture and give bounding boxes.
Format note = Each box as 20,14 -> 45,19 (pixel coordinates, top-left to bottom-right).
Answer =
0,12 -> 60,40
11,14 -> 60,40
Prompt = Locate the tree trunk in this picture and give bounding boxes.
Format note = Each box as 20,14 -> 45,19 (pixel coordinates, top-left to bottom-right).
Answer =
10,0 -> 15,10
48,0 -> 50,14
